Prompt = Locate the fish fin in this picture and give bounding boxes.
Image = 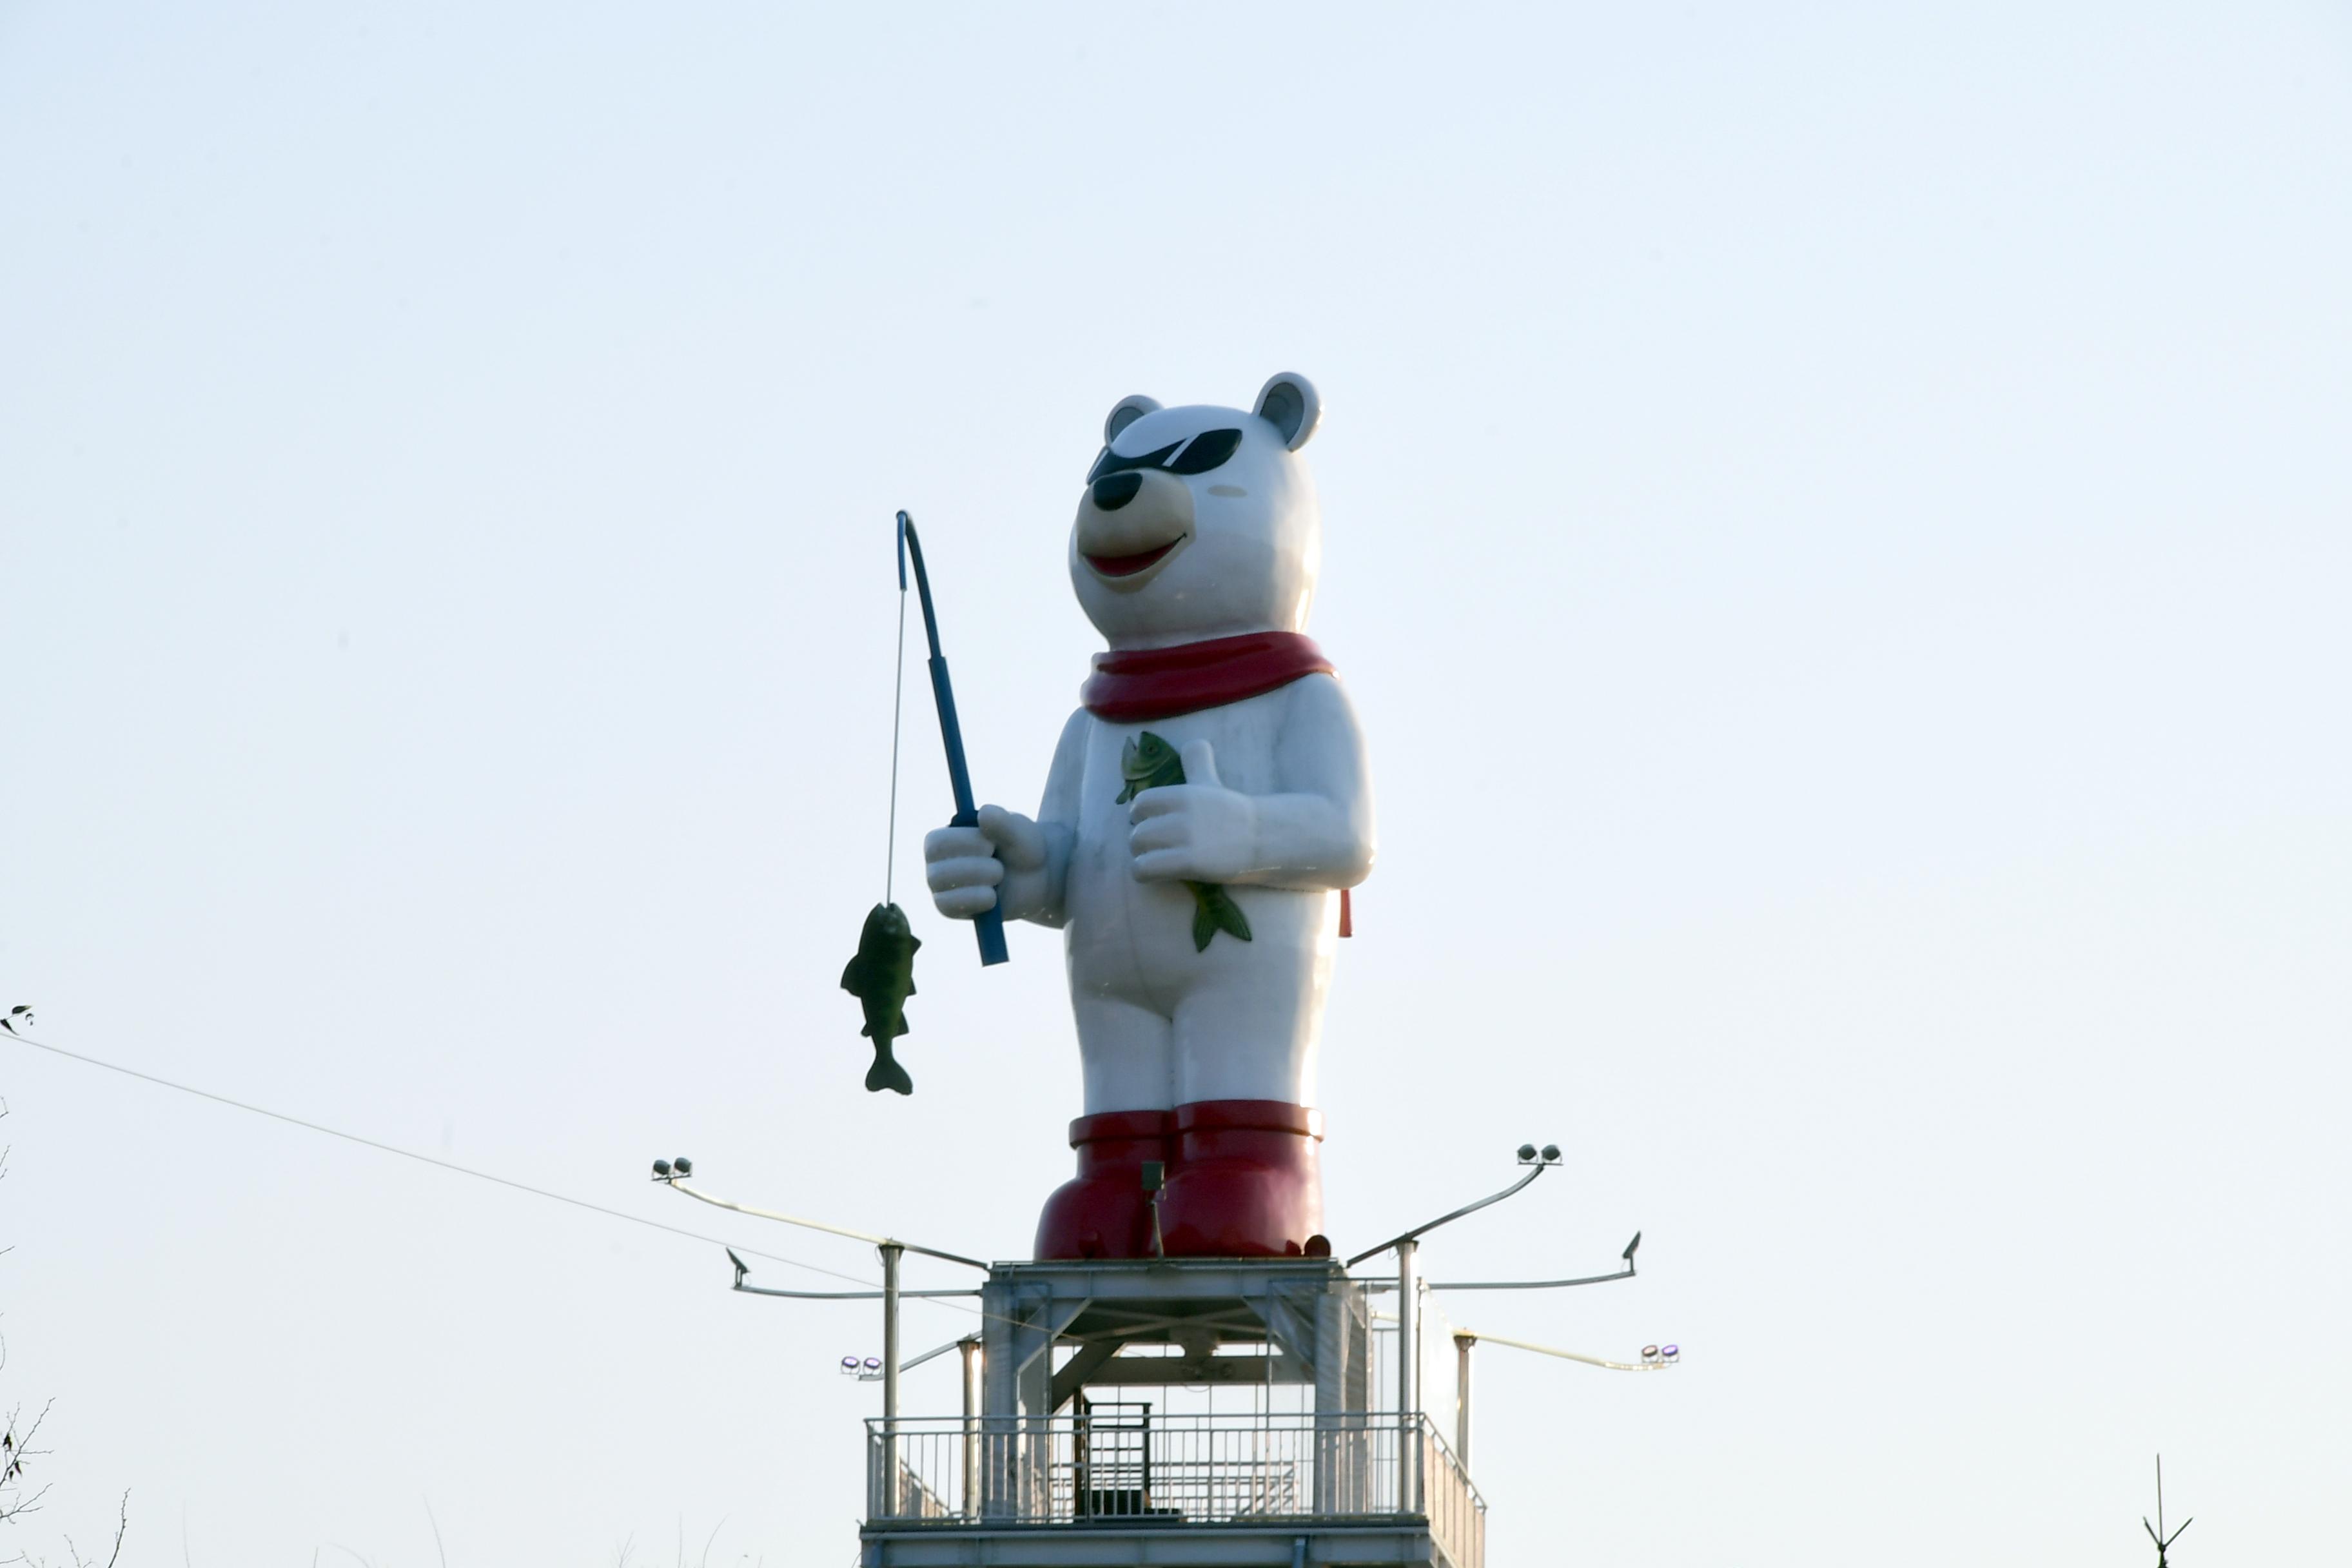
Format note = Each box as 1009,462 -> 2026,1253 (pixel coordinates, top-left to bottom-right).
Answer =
840,956 -> 869,992
866,1046 -> 914,1096
1214,890 -> 1253,943
1184,883 -> 1253,950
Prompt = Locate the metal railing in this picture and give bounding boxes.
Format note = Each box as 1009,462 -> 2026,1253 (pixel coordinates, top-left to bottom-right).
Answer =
867,1411 -> 1485,1568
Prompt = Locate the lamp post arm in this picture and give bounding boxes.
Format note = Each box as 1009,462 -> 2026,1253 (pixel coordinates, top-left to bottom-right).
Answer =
1428,1228 -> 1642,1291
1346,1163 -> 1548,1268
1451,1328 -> 1674,1373
1430,1264 -> 1634,1292
730,1280 -> 979,1301
667,1177 -> 990,1271
896,1336 -> 971,1374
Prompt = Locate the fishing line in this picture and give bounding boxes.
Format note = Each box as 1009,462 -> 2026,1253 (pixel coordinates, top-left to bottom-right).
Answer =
886,511 -> 910,906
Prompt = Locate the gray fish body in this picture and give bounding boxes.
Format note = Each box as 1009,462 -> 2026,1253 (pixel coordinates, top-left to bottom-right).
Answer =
841,901 -> 921,1094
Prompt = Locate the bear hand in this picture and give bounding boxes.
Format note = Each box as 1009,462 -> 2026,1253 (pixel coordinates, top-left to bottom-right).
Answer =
925,806 -> 1049,920
1128,739 -> 1257,883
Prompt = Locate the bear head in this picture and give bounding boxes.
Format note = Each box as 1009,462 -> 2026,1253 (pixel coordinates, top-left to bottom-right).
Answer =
1068,373 -> 1322,649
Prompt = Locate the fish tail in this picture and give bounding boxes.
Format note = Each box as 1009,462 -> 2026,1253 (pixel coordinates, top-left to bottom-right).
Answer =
1185,881 -> 1253,950
1191,893 -> 1217,952
1212,886 -> 1253,943
866,1042 -> 914,1096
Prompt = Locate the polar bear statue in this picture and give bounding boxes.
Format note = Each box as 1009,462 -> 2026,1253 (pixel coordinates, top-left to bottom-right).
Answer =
924,373 -> 1375,1259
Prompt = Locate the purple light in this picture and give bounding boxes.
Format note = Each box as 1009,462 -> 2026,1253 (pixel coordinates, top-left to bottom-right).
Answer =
1661,1344 -> 1680,1358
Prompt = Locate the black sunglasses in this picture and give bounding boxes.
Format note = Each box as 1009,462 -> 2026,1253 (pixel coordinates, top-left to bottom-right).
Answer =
1086,427 -> 1244,484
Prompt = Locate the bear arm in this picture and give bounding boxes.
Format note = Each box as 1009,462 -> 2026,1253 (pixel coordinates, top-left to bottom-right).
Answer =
1229,673 -> 1376,891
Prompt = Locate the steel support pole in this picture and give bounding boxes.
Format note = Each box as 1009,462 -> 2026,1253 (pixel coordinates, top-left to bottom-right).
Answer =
1397,1237 -> 1420,1510
1453,1333 -> 1475,1473
959,1335 -> 981,1518
881,1242 -> 903,1514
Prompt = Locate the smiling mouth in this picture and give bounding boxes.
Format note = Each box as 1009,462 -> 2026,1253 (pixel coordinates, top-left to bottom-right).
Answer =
1084,538 -> 1184,578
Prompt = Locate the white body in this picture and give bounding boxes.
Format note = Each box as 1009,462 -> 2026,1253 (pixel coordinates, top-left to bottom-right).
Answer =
925,375 -> 1375,1115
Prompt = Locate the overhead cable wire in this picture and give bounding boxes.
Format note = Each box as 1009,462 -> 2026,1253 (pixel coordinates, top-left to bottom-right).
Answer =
17,1032 -> 1630,1350
2,1028 -> 896,1291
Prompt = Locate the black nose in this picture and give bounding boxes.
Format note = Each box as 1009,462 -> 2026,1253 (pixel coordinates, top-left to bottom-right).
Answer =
1092,472 -> 1142,511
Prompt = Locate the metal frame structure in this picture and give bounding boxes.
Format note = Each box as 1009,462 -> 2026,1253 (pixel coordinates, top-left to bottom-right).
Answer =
1340,1144 -> 1654,1507
653,1146 -> 1667,1568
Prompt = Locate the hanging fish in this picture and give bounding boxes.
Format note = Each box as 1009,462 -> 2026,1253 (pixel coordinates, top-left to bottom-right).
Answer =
841,902 -> 921,1094
1116,731 -> 1253,952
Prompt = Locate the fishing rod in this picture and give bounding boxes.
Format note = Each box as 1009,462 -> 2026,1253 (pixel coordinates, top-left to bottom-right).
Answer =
896,511 -> 1009,967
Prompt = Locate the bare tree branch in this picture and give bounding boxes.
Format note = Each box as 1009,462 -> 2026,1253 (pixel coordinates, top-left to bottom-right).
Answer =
1,1088 -> 130,1567
59,1491 -> 127,1568
1,1401 -> 57,1529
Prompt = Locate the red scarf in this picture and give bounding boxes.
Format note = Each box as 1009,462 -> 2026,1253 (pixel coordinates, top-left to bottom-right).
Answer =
1079,631 -> 1335,723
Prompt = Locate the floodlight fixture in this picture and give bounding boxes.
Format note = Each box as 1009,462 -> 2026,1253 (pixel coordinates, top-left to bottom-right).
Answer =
1623,1230 -> 1643,1262
1541,1144 -> 1562,1164
1516,1143 -> 1538,1163
651,1159 -> 672,1179
672,1156 -> 694,1177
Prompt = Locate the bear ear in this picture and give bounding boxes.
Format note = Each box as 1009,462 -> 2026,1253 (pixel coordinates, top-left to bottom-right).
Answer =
1253,373 -> 1322,451
1104,395 -> 1162,445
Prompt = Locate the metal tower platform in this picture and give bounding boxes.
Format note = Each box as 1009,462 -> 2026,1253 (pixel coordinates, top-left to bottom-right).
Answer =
660,1147 -> 1656,1568
860,1258 -> 1481,1568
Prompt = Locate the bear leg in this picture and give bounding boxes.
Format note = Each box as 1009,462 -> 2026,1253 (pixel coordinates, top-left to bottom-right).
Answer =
1033,1110 -> 1177,1260
1155,1100 -> 1324,1259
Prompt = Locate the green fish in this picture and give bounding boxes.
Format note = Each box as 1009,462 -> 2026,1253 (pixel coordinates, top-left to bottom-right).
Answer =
1117,731 -> 1254,953
841,902 -> 921,1095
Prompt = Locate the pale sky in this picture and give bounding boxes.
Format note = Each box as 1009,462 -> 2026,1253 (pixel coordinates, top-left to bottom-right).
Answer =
3,4 -> 2347,1563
